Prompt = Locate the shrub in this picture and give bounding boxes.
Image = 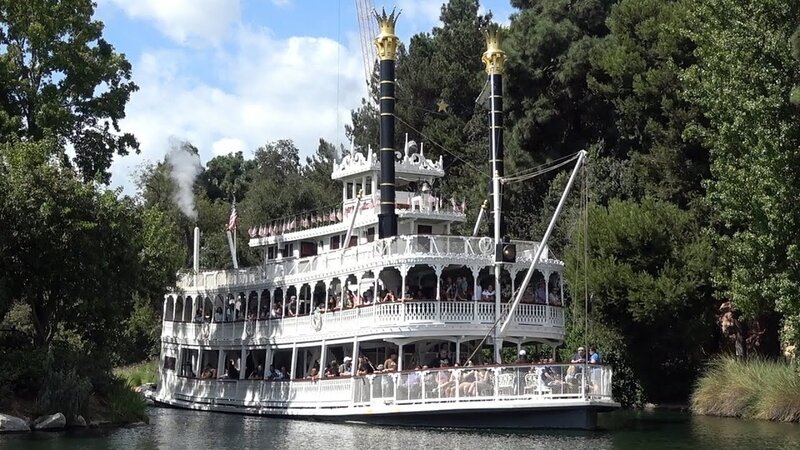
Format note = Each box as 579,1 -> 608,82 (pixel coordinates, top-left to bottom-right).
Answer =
35,368 -> 92,419
692,356 -> 800,422
106,379 -> 149,424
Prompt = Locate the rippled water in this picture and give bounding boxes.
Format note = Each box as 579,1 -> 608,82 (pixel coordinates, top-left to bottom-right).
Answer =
2,407 -> 800,450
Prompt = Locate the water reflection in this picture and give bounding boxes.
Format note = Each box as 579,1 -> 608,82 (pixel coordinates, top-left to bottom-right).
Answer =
2,407 -> 799,450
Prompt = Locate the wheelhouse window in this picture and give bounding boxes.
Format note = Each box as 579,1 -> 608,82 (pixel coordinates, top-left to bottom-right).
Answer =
417,225 -> 433,235
366,227 -> 376,243
346,182 -> 354,199
330,235 -> 341,250
281,243 -> 294,258
267,246 -> 276,260
348,236 -> 358,248
365,176 -> 373,195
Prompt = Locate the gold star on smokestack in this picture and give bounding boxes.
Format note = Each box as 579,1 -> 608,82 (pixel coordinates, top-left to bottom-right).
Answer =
482,23 -> 506,75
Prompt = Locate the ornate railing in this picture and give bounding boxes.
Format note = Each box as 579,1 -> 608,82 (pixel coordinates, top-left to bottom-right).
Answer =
163,301 -> 564,343
166,364 -> 613,410
176,235 -> 554,292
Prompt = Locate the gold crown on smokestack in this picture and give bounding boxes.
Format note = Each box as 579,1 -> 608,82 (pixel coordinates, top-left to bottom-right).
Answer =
374,7 -> 401,60
482,23 -> 506,75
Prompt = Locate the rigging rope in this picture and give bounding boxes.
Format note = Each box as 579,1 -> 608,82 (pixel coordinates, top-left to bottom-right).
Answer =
392,113 -> 491,179
502,152 -> 582,184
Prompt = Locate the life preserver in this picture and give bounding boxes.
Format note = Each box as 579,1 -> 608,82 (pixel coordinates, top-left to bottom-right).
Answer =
478,236 -> 494,255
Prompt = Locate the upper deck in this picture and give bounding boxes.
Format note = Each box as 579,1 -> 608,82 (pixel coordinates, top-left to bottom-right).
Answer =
178,234 -> 558,294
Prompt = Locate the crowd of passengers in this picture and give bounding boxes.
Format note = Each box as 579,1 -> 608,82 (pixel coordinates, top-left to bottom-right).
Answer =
189,280 -> 562,324
196,345 -> 602,396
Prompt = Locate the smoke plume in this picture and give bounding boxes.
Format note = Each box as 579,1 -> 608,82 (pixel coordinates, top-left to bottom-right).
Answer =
165,139 -> 203,221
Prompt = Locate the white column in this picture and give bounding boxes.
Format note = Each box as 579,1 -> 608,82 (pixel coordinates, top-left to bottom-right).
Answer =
216,349 -> 225,378
319,340 -> 327,378
455,340 -> 461,365
290,343 -> 298,379
560,273 -> 564,305
400,265 -> 409,299
434,265 -> 443,321
351,336 -> 359,375
239,347 -> 246,380
544,270 -> 551,305
398,343 -> 404,371
195,347 -> 203,377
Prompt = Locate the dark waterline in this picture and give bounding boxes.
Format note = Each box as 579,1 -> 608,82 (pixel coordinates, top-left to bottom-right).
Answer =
2,407 -> 800,450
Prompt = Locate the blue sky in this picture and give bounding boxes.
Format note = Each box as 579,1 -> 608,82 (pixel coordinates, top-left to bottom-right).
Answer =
94,0 -> 515,194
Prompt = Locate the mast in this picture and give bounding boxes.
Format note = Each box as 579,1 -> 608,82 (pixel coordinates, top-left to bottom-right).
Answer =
482,24 -> 507,363
374,8 -> 400,239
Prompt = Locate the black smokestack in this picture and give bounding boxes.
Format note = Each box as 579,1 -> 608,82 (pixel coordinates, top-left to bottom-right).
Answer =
483,24 -> 508,257
374,8 -> 399,239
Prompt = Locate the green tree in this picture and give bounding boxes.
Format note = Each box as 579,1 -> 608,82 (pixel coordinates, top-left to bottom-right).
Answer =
0,0 -> 138,183
684,0 -> 800,354
0,139 -> 141,348
565,199 -> 715,404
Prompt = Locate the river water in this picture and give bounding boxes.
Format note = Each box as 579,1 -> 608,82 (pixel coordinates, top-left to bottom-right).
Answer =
2,407 -> 799,449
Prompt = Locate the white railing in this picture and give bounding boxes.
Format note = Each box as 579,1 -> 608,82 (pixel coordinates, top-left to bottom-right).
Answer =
167,364 -> 613,411
176,235 -> 554,292
164,301 -> 565,343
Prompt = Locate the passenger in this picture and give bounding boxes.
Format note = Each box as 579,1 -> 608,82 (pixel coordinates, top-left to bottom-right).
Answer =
382,290 -> 397,303
325,362 -> 340,377
306,367 -> 319,381
225,359 -> 239,379
383,353 -> 398,372
249,364 -> 264,380
445,278 -> 456,301
339,356 -> 353,375
548,287 -> 560,305
588,345 -> 602,364
214,306 -> 224,322
264,365 -> 275,380
375,364 -> 385,373
200,364 -> 215,379
481,285 -> 495,301
571,347 -> 587,364
459,277 -> 469,299
194,308 -> 203,323
429,347 -> 451,368
535,281 -> 547,304
516,349 -> 528,364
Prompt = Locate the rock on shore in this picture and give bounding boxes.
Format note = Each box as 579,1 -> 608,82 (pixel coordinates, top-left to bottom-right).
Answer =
32,412 -> 67,430
0,413 -> 31,433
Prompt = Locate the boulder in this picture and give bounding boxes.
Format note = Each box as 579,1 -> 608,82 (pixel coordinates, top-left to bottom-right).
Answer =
32,412 -> 67,430
72,415 -> 87,427
0,413 -> 31,433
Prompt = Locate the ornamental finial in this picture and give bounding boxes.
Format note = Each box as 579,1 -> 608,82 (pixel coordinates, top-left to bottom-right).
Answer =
482,23 -> 506,75
374,7 -> 401,61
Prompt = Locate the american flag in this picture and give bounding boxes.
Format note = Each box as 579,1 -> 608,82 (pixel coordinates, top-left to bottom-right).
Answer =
226,202 -> 239,231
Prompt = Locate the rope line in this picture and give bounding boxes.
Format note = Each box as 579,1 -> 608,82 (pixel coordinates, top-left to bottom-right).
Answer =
392,113 -> 491,179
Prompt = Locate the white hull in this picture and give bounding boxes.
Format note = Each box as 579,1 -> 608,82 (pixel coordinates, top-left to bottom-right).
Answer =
153,365 -> 618,429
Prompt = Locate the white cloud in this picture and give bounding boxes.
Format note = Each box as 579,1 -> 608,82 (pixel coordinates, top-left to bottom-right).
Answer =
397,0 -> 443,27
271,0 -> 292,6
108,0 -> 241,45
111,25 -> 365,195
212,137 -> 247,156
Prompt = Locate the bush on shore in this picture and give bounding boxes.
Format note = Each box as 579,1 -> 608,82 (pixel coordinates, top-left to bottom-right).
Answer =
691,356 -> 800,422
114,359 -> 159,387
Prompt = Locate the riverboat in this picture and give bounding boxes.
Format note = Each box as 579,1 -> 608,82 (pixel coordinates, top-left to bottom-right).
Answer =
152,10 -> 618,429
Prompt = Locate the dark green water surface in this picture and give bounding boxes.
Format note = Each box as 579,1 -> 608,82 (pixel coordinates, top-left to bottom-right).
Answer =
2,407 -> 799,449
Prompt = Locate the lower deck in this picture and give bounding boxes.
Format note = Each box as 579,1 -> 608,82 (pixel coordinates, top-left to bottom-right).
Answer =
153,364 -> 617,429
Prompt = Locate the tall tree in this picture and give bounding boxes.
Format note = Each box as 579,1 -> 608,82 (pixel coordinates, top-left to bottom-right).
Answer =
0,139 -> 141,347
684,0 -> 800,354
0,0 -> 138,183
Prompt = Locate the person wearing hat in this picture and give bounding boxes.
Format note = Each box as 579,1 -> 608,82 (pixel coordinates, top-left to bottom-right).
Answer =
339,356 -> 353,375
516,349 -> 528,364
